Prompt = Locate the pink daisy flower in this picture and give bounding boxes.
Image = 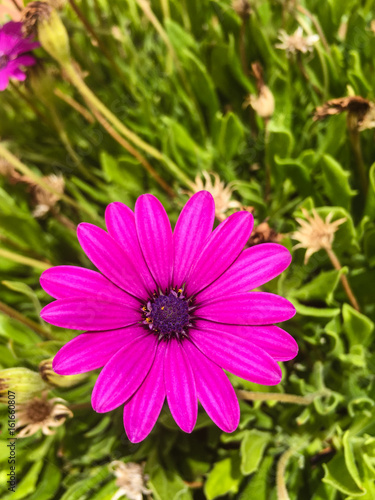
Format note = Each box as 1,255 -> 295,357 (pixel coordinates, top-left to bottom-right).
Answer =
40,192 -> 297,442
0,21 -> 39,91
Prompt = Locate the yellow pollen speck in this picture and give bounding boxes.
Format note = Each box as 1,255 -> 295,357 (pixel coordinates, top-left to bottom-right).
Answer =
161,306 -> 165,310
146,318 -> 152,323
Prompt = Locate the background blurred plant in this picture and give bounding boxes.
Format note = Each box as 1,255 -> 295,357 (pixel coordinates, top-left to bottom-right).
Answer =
0,0 -> 375,499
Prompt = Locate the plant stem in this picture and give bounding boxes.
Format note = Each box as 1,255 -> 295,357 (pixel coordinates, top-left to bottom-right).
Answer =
0,300 -> 53,339
347,116 -> 368,196
236,390 -> 315,405
325,247 -> 360,311
160,0 -> 171,19
276,448 -> 294,500
0,248 -> 51,271
89,106 -> 175,197
54,88 -> 95,124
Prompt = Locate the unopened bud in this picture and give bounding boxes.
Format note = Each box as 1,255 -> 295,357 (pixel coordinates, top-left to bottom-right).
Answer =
23,2 -> 70,65
0,367 -> 47,403
39,358 -> 87,388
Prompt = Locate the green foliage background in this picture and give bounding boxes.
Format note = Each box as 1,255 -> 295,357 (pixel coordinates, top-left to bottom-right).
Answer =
0,0 -> 375,498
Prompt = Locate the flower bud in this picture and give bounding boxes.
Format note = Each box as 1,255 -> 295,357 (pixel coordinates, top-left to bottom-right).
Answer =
22,2 -> 70,65
39,358 -> 87,388
0,367 -> 47,403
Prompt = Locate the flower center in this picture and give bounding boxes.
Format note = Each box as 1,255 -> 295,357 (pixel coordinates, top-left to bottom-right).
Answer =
0,54 -> 8,70
142,290 -> 190,340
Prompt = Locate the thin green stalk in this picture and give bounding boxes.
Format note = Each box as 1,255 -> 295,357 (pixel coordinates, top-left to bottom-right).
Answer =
0,248 -> 51,271
0,300 -> 53,339
160,0 -> 171,19
276,448 -> 294,500
236,389 -> 317,405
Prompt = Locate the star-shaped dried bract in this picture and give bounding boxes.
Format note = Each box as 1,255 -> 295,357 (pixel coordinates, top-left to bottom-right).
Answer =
276,27 -> 319,55
292,209 -> 346,264
188,172 -> 242,221
109,461 -> 151,500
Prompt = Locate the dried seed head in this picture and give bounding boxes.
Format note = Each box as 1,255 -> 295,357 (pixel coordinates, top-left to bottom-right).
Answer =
248,221 -> 282,246
188,171 -> 242,221
276,27 -> 319,55
0,367 -> 47,404
245,86 -> 275,119
244,62 -> 274,119
22,1 -> 53,38
31,174 -> 65,218
16,392 -> 73,438
292,209 -> 347,263
109,461 -> 151,500
232,0 -> 251,20
39,358 -> 87,388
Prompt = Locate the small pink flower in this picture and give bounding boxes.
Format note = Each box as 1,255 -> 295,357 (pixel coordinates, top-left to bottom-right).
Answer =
40,192 -> 297,442
0,21 -> 39,91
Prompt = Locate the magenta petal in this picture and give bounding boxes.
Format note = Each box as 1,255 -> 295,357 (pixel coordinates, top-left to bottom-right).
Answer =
190,324 -> 282,385
164,339 -> 197,433
77,223 -> 149,300
196,292 -> 296,325
105,202 -> 156,294
53,326 -> 143,375
92,334 -> 158,413
40,298 -> 139,331
183,341 -> 239,432
212,323 -> 298,361
0,70 -> 10,91
186,211 -> 254,296
123,342 -> 166,443
198,243 -> 292,301
173,191 -> 215,288
40,266 -> 136,303
135,194 -> 173,291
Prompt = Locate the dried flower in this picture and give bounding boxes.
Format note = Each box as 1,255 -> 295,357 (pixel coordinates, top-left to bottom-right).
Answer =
31,174 -> 65,217
21,1 -> 52,38
109,461 -> 151,500
40,192 -> 297,442
292,209 -> 346,263
0,21 -> 39,91
0,367 -> 47,403
248,221 -> 282,246
314,96 -> 375,132
188,172 -> 242,220
276,27 -> 319,55
39,358 -> 87,388
16,392 -> 72,438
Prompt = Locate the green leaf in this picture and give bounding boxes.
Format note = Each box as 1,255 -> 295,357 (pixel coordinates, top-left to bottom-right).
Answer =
342,304 -> 374,348
323,454 -> 365,496
217,112 -> 245,161
291,269 -> 342,305
290,298 -> 341,318
320,154 -> 355,210
204,454 -> 242,500
148,465 -> 192,500
240,430 -> 270,475
238,456 -> 273,500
